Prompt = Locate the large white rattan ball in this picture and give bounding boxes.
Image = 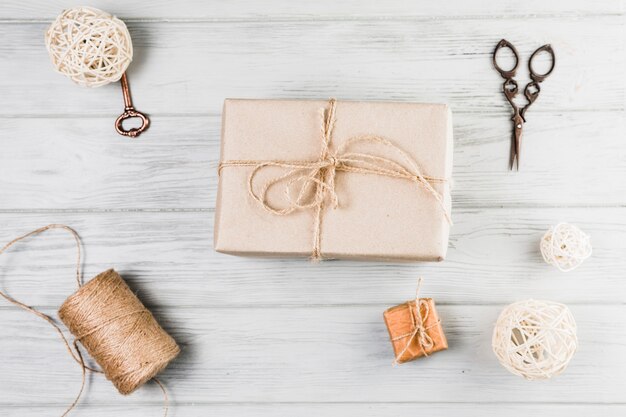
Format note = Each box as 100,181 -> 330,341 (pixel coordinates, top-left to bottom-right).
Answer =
45,7 -> 133,87
540,223 -> 592,272
492,299 -> 577,380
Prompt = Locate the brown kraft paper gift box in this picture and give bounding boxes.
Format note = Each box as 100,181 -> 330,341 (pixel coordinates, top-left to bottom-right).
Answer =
384,298 -> 448,363
214,98 -> 453,261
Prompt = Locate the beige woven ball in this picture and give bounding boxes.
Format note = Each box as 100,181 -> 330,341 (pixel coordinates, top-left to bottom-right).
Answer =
45,7 -> 133,87
540,223 -> 592,272
492,299 -> 577,381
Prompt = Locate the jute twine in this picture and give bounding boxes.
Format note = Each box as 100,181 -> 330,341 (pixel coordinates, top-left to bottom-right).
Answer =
218,99 -> 452,260
540,223 -> 592,272
45,7 -> 133,87
390,278 -> 440,365
0,225 -> 179,416
492,299 -> 577,381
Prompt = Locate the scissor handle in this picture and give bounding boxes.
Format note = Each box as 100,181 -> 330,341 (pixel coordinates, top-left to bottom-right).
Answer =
503,79 -> 519,101
528,44 -> 555,83
493,39 -> 519,79
524,81 -> 540,105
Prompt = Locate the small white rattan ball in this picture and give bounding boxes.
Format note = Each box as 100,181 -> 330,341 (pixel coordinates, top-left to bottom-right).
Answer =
45,7 -> 133,87
540,223 -> 592,272
492,299 -> 577,380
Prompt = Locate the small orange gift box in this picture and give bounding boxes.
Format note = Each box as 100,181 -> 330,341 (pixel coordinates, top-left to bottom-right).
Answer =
383,297 -> 448,364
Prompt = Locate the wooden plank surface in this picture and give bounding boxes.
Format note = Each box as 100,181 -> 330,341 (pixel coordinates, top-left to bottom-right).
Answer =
5,404 -> 626,417
0,1 -> 624,415
1,0 -> 623,20
0,111 -> 624,210
0,17 -> 622,116
0,305 -> 623,404
0,209 -> 623,308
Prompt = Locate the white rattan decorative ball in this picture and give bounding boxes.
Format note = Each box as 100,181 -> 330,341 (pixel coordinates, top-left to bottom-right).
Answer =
492,299 -> 577,380
540,223 -> 592,272
45,7 -> 133,87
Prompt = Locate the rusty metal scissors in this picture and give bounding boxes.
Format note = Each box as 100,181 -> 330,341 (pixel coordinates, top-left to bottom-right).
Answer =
493,39 -> 555,170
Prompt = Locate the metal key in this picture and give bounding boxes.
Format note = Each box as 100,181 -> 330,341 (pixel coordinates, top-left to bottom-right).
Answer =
114,73 -> 150,138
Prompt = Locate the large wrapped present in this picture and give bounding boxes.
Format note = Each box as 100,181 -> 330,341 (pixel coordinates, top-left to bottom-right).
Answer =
215,98 -> 453,261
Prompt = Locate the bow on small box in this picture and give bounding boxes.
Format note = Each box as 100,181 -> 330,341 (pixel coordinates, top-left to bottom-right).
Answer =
383,279 -> 448,365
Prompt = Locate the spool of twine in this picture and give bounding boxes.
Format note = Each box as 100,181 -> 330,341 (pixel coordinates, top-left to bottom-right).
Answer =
0,225 -> 179,416
59,268 -> 180,395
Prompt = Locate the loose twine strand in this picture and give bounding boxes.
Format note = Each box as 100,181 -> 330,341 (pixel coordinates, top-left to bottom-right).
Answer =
390,278 -> 440,365
218,99 -> 452,260
0,224 -> 169,417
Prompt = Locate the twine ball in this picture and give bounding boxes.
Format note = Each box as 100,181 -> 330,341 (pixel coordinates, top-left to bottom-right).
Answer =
540,223 -> 592,272
59,269 -> 180,395
492,299 -> 577,380
45,7 -> 133,87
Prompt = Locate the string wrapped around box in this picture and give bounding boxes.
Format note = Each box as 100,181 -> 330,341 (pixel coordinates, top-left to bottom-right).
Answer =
0,225 -> 179,416
383,278 -> 448,365
492,299 -> 577,380
215,98 -> 454,262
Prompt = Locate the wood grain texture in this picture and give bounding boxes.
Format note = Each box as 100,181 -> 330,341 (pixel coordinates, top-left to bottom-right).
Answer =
0,111 -> 624,210
0,17 -> 623,116
0,0 -> 623,20
0,304 -> 623,404
5,404 -> 626,417
0,1 -> 624,415
0,209 -> 623,309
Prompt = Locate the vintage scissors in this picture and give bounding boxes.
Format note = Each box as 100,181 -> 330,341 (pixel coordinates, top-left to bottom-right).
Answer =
492,39 -> 555,170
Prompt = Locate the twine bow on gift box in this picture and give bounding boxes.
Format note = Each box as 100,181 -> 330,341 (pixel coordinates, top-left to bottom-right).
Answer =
218,98 -> 452,260
391,278 -> 439,365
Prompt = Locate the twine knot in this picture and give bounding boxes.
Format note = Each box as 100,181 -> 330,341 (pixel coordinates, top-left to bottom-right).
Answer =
218,99 -> 452,260
325,155 -> 340,167
391,278 -> 438,365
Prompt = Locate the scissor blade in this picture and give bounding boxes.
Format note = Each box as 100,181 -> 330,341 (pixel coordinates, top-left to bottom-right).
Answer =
510,115 -> 524,171
509,136 -> 516,170
515,139 -> 521,170
509,124 -> 518,170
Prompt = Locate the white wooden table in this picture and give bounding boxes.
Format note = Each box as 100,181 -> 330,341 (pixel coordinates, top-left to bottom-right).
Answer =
0,1 -> 624,416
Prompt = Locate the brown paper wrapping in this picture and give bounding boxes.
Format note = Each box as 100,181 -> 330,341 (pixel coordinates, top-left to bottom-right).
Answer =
383,298 -> 448,363
214,99 -> 453,261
